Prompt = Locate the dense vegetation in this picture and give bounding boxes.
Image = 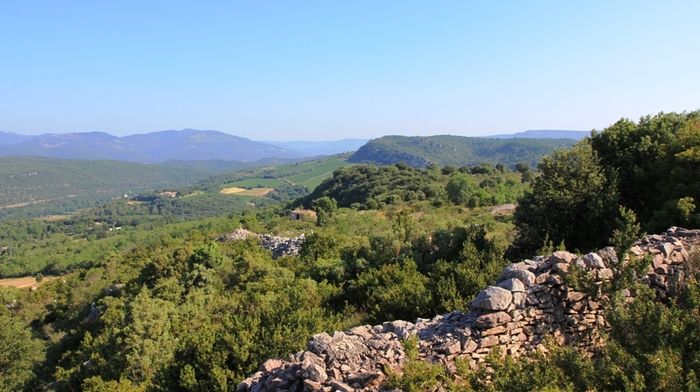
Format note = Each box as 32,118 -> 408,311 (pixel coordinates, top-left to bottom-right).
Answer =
0,157 -> 211,221
1,111 -> 700,391
513,111 -> 700,256
301,162 -> 527,210
349,135 -> 575,168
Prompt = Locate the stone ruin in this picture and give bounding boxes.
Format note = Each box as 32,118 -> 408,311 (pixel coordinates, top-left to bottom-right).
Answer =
237,227 -> 700,392
219,228 -> 306,258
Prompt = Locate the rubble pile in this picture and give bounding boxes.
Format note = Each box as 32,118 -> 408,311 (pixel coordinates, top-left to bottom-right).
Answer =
219,228 -> 305,258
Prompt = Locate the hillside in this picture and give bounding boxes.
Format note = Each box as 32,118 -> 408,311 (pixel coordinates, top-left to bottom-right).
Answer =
265,139 -> 368,156
0,129 -> 300,162
489,129 -> 590,140
349,135 -> 575,168
0,157 -> 210,220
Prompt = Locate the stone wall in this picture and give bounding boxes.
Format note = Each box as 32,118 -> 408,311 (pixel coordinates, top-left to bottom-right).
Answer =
238,227 -> 700,392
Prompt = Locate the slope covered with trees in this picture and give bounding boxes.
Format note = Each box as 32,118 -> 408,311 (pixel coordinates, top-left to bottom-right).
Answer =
349,135 -> 575,168
0,157 -> 210,221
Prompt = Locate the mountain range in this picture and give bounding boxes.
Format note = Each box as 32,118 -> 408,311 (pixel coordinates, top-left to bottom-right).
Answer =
0,129 -> 298,163
0,129 -> 586,164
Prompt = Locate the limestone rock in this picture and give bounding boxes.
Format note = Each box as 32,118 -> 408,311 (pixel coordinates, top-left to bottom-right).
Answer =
500,266 -> 536,286
471,286 -> 513,311
582,252 -> 606,269
498,278 -> 526,292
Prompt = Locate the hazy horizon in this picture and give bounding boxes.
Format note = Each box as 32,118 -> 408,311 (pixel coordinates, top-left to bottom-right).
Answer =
2,1 -> 698,139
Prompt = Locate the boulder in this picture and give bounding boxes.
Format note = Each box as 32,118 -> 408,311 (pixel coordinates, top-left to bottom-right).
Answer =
582,253 -> 606,269
471,286 -> 513,311
551,250 -> 576,264
500,266 -> 536,286
498,278 -> 526,292
474,311 -> 512,329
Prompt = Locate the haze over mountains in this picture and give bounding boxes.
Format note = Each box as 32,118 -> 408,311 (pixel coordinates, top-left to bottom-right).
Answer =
0,128 -> 586,164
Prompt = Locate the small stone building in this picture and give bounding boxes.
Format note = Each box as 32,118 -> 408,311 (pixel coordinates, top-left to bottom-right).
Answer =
290,208 -> 317,222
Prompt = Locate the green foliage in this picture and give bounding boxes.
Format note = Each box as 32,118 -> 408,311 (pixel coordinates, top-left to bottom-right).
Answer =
311,196 -> 337,226
0,309 -> 44,392
609,206 -> 642,260
385,337 -> 456,391
590,111 -> 700,232
349,135 -> 575,168
302,163 -> 526,211
351,259 -> 431,321
512,142 -> 619,256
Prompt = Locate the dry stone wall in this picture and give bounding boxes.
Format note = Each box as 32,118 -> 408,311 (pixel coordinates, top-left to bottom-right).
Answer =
238,227 -> 700,392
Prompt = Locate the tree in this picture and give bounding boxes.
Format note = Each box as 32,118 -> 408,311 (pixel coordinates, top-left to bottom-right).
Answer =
590,111 -> 700,231
512,142 -> 619,257
446,173 -> 479,206
0,310 -> 44,391
311,196 -> 337,226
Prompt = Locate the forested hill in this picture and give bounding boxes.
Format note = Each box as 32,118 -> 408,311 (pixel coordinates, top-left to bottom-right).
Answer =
0,157 -> 210,220
349,135 -> 575,168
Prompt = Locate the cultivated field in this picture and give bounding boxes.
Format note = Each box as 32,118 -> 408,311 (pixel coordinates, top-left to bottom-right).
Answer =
220,187 -> 274,196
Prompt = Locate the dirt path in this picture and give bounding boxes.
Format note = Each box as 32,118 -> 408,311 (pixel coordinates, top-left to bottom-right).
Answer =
0,276 -> 57,289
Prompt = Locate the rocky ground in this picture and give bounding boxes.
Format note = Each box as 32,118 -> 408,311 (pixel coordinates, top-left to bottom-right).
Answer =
237,227 -> 700,392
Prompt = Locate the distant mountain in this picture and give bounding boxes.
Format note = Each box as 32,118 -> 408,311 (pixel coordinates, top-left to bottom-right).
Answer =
264,139 -> 368,156
0,130 -> 35,145
489,129 -> 590,140
349,135 -> 575,168
0,129 -> 301,163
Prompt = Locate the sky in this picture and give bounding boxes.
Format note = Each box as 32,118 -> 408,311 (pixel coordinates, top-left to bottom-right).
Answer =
1,1 -> 699,140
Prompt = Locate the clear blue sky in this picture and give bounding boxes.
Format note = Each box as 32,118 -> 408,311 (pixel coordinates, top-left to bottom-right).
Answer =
1,1 -> 698,140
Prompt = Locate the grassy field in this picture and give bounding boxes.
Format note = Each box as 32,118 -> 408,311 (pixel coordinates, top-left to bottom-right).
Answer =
213,155 -> 350,198
220,187 -> 274,196
224,178 -> 286,188
263,156 -> 349,188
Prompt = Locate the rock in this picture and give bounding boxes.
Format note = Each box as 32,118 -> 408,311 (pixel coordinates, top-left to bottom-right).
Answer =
471,286 -> 513,311
597,247 -> 619,266
658,242 -> 673,257
479,335 -> 499,348
475,311 -> 512,329
498,278 -> 525,292
302,363 -> 327,383
463,339 -> 478,353
345,371 -> 383,387
552,263 -> 570,274
500,266 -> 536,286
597,268 -> 614,280
260,359 -> 284,373
330,380 -> 354,392
566,291 -> 585,302
303,379 -> 322,391
551,250 -> 576,264
582,253 -> 606,269
481,326 -> 507,336
382,320 -> 415,340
